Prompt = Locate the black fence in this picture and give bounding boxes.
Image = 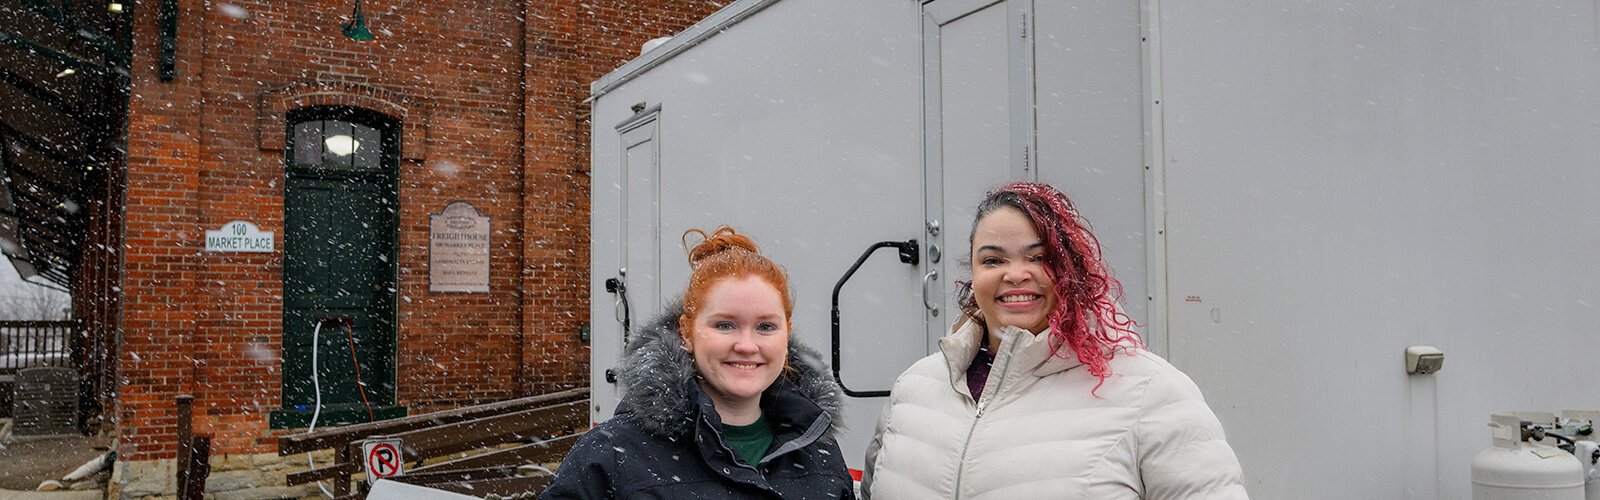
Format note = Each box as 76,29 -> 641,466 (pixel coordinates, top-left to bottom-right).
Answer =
0,320 -> 81,417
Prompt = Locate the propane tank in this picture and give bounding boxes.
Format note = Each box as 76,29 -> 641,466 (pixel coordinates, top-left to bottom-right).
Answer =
1562,410 -> 1600,500
1473,412 -> 1586,500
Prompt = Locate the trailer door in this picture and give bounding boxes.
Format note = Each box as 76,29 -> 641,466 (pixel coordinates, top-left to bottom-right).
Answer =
922,0 -> 1034,349
620,108 -> 662,324
592,106 -> 662,418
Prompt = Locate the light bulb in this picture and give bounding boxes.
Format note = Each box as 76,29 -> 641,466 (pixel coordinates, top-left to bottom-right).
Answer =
324,135 -> 359,157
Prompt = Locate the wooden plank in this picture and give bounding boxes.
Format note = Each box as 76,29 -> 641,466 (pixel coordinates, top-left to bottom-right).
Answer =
286,461 -> 360,486
392,466 -> 520,485
408,474 -> 555,497
278,388 -> 588,455
385,401 -> 586,461
278,389 -> 588,454
409,434 -> 580,475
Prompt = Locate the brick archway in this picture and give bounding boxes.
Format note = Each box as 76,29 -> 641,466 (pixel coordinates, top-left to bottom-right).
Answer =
258,82 -> 430,160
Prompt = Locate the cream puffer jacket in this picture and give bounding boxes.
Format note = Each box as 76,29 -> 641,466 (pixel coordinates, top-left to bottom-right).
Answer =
863,319 -> 1247,499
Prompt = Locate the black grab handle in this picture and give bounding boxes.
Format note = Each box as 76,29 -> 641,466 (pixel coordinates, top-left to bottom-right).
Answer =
605,277 -> 631,346
605,276 -> 630,385
831,239 -> 919,398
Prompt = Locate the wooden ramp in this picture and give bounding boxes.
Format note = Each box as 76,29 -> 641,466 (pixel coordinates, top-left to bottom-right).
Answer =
279,388 -> 588,499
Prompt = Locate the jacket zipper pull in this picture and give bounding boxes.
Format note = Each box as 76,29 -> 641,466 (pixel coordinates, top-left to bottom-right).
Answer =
975,399 -> 988,418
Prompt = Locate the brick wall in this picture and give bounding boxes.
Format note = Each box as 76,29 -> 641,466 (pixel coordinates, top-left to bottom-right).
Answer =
118,0 -> 723,460
519,0 -> 724,393
121,0 -> 207,460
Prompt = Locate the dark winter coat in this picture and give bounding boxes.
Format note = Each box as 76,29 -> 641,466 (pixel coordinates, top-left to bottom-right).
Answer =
541,303 -> 856,499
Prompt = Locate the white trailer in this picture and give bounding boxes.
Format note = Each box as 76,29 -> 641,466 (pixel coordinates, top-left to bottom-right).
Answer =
588,1 -> 1600,497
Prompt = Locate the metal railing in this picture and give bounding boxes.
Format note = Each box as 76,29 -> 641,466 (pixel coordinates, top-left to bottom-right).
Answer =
280,388 -> 589,498
0,320 -> 79,375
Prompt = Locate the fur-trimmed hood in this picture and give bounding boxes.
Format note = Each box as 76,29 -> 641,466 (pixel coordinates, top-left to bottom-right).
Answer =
615,301 -> 845,440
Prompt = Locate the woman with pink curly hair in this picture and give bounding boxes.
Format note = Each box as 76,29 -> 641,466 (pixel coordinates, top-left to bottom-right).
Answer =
863,182 -> 1246,499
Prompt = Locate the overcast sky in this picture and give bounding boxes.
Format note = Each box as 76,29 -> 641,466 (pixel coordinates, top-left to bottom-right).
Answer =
0,255 -> 69,302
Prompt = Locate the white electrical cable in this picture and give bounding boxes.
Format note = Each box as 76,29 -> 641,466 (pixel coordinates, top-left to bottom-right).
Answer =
302,320 -> 335,499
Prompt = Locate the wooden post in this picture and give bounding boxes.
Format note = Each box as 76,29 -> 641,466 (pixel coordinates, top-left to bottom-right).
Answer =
175,394 -> 193,496
70,320 -> 87,433
179,435 -> 211,499
335,443 -> 353,497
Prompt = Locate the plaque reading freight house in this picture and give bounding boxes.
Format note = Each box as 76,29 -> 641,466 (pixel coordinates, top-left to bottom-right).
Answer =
429,202 -> 491,293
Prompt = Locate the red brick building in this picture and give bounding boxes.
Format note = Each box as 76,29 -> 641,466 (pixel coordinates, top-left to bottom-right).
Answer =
1,0 -> 722,488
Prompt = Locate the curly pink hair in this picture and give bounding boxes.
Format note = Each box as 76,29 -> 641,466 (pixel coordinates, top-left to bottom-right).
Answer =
957,182 -> 1142,391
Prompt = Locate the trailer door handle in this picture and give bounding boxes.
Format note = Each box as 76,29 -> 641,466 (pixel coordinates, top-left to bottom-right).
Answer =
831,239 -> 919,398
605,271 -> 631,346
605,271 -> 631,386
921,270 -> 940,317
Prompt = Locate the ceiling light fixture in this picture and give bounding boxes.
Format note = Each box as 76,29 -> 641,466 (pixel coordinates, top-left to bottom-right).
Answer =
324,135 -> 360,157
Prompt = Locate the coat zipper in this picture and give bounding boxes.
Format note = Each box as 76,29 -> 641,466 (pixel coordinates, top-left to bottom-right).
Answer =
951,337 -> 1020,499
706,414 -> 763,474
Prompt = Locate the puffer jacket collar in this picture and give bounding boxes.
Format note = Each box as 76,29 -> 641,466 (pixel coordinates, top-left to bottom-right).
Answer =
614,301 -> 845,442
938,317 -> 1084,398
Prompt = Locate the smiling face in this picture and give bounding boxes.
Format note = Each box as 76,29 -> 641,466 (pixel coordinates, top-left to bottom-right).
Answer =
685,275 -> 790,413
971,206 -> 1058,335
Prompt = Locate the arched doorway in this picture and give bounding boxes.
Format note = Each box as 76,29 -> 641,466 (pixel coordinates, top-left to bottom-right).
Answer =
273,106 -> 403,426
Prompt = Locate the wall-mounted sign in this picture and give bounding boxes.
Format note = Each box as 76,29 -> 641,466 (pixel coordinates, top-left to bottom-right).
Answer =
429,202 -> 491,293
205,221 -> 274,253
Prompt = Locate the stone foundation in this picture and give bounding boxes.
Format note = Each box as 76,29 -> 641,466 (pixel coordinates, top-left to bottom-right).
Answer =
110,451 -> 338,499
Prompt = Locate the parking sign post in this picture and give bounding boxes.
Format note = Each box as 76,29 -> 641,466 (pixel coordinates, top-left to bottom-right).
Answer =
362,438 -> 404,483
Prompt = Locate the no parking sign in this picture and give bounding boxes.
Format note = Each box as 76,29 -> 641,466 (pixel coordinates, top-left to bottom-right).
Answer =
363,438 -> 404,483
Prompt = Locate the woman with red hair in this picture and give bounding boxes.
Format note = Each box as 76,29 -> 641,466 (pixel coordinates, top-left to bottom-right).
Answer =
544,227 -> 854,499
863,182 -> 1245,499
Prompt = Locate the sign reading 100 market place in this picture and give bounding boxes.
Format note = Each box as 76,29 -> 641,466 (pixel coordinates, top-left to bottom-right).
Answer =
205,221 -> 274,253
429,202 -> 491,293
